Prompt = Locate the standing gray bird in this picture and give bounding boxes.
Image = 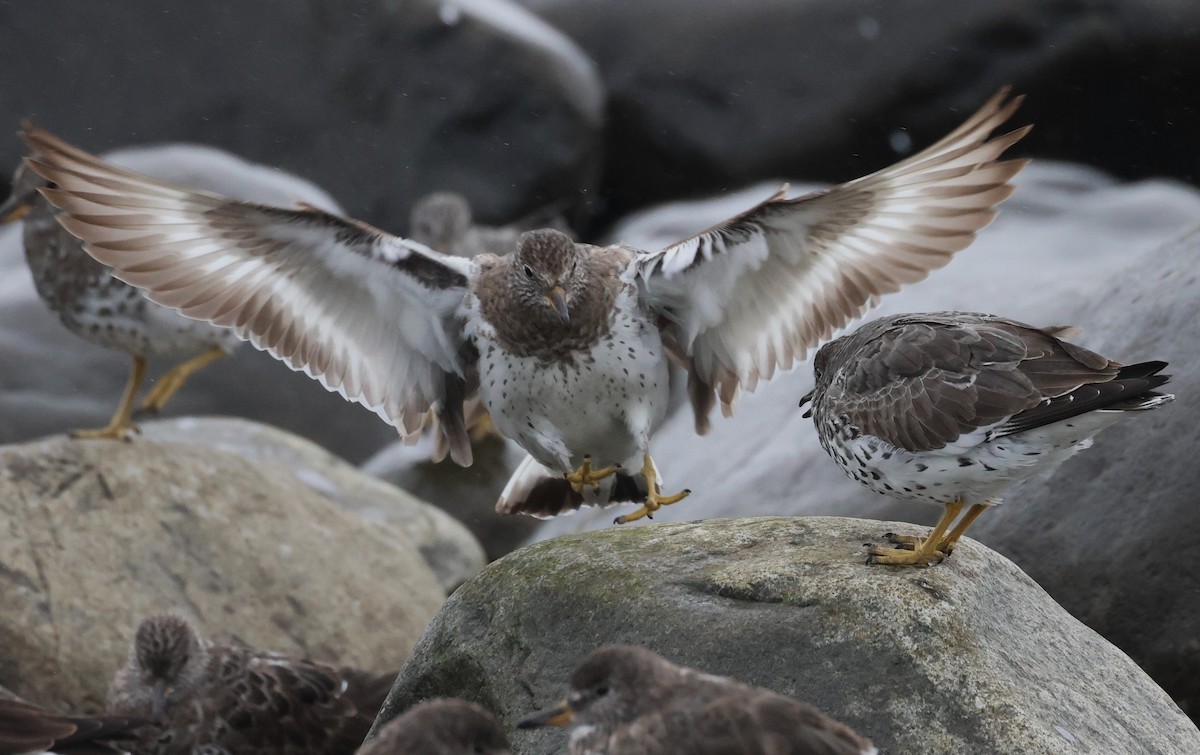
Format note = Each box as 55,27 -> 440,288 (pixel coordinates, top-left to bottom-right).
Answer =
800,312 -> 1174,566
0,698 -> 150,755
0,160 -> 240,440
518,645 -> 876,755
20,89 -> 1028,523
107,614 -> 393,755
360,699 -> 510,755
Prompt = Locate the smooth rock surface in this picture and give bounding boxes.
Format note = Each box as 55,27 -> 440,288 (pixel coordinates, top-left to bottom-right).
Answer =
0,0 -> 602,229
0,435 -> 445,712
140,417 -> 486,592
0,144 -> 399,463
532,162 -> 1200,716
378,517 -> 1200,754
519,0 -> 1200,220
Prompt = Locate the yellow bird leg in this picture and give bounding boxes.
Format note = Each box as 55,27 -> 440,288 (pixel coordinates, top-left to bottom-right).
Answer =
867,499 -> 964,566
138,346 -> 227,414
565,455 -> 619,494
935,502 -> 990,555
71,355 -> 147,441
614,454 -> 690,525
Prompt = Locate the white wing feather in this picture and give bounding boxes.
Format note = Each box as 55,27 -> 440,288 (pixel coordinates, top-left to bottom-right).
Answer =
637,88 -> 1030,430
22,126 -> 478,462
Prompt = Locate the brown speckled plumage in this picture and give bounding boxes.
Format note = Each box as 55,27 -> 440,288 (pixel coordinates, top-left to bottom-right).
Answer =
801,312 -> 1174,565
0,698 -> 150,755
361,699 -> 510,755
107,615 -> 392,755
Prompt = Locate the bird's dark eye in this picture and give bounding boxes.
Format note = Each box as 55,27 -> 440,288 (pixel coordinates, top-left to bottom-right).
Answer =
523,265 -> 535,279
595,685 -> 609,697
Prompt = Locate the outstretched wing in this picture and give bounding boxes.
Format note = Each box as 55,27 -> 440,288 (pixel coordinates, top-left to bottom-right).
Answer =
21,126 -> 480,465
637,89 -> 1030,433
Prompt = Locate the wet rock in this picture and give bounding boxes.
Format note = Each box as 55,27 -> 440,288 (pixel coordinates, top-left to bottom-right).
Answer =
377,517 -> 1200,753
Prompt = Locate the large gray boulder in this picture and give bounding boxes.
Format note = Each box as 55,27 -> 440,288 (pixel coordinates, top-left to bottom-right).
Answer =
0,0 -> 602,230
518,0 -> 1200,220
532,162 -> 1200,715
377,517 -> 1200,754
0,434 -> 446,713
139,417 -> 487,592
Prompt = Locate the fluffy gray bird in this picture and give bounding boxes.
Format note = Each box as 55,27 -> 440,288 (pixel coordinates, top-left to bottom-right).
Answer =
518,645 -> 876,755
20,89 -> 1027,523
0,698 -> 150,755
409,191 -> 570,259
800,312 -> 1174,566
360,699 -> 510,755
107,614 -> 392,755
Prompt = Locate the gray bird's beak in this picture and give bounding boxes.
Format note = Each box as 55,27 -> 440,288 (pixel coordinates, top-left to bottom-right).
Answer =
152,679 -> 167,718
799,388 -> 815,418
546,286 -> 570,326
0,192 -> 30,224
516,700 -> 574,729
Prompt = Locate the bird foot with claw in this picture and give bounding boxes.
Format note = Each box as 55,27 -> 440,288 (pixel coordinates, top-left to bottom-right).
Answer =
613,487 -> 691,525
565,455 -> 619,494
883,532 -> 957,557
70,423 -> 141,442
865,542 -> 947,566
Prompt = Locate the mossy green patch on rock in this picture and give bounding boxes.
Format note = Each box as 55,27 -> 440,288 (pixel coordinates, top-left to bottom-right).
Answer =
374,516 -> 1199,755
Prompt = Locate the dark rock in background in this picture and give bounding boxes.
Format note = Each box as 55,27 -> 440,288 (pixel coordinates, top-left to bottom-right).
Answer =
517,0 -> 1200,224
377,518 -> 1200,753
0,0 -> 603,230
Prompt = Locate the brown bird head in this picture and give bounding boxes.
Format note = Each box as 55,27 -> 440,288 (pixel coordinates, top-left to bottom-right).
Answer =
409,192 -> 472,253
118,614 -> 210,718
511,229 -> 586,327
518,645 -> 677,732
364,699 -> 510,755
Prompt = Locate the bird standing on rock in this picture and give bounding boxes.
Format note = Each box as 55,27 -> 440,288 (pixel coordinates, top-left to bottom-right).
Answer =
518,644 -> 876,754
19,88 -> 1028,524
800,312 -> 1174,566
1,160 -> 240,440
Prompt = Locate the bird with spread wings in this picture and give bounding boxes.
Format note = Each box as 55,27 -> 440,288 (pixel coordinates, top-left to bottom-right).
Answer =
18,89 -> 1029,523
